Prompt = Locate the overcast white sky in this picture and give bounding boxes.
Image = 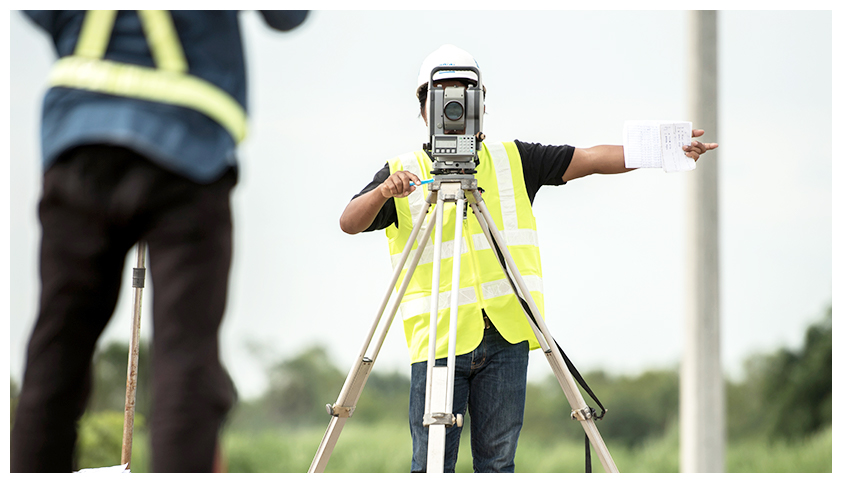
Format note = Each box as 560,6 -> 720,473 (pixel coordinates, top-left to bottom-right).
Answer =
6,9 -> 835,400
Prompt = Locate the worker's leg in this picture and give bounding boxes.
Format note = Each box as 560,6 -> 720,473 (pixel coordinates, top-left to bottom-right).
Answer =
11,147 -> 139,472
467,324 -> 529,473
144,167 -> 238,472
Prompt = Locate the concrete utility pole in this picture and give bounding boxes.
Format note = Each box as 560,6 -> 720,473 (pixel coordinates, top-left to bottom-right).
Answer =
680,10 -> 724,473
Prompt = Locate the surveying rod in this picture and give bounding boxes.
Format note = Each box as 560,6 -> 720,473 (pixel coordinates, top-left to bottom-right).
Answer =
469,194 -> 618,472
308,199 -> 439,472
121,241 -> 147,468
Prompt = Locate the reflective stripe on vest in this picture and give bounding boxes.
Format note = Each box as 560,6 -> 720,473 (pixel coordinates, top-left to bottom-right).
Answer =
386,142 -> 544,363
48,10 -> 247,143
398,275 -> 544,319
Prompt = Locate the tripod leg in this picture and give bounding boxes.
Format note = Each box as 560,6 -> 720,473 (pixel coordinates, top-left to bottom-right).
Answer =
471,197 -> 619,473
339,199 -> 433,404
121,241 -> 147,469
426,365 -> 449,473
421,181 -> 477,472
423,199 -> 446,416
425,195 -> 466,473
309,201 -> 438,473
364,200 -> 433,358
444,197 -> 464,415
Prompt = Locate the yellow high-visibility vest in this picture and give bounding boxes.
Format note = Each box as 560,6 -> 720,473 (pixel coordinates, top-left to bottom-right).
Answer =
48,10 -> 248,143
387,141 -> 544,363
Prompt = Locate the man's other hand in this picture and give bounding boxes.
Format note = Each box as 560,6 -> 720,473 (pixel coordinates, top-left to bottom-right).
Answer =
683,129 -> 719,161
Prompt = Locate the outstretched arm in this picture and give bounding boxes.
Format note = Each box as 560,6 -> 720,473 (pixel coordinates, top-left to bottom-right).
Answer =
563,129 -> 718,182
340,170 -> 421,234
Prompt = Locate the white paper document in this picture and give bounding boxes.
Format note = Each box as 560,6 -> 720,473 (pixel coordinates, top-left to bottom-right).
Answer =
623,120 -> 695,173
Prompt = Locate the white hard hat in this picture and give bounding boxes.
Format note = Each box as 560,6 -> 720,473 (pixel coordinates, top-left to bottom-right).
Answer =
416,44 -> 480,90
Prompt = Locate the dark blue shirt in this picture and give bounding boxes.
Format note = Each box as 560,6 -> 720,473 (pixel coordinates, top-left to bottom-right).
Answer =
23,10 -> 308,183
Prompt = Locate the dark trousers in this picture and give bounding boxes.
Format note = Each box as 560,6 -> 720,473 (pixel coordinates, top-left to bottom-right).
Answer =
11,146 -> 238,472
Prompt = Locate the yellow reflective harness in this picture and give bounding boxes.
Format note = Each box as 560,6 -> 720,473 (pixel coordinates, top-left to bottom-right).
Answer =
49,10 -> 248,143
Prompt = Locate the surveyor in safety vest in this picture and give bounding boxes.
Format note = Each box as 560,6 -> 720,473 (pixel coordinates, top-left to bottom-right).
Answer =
340,44 -> 718,473
11,11 -> 307,473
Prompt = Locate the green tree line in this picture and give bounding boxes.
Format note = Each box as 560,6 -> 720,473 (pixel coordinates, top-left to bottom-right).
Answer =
9,306 -> 831,471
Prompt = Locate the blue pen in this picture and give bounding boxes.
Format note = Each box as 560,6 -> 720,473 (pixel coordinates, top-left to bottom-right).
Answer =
409,179 -> 433,187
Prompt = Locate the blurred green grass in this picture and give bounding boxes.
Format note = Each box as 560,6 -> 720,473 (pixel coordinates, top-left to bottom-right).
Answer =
71,399 -> 832,473
81,420 -> 831,473
213,421 -> 831,473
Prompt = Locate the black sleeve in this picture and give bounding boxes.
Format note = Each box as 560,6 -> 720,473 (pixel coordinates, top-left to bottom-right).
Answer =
22,11 -> 83,57
514,139 -> 575,204
258,10 -> 309,31
22,11 -> 56,32
350,163 -> 398,232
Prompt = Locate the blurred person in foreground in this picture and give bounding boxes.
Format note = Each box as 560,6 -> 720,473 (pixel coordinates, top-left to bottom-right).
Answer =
11,10 -> 308,472
340,44 -> 718,472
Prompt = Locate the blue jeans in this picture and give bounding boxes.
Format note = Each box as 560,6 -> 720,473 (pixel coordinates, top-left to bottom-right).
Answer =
409,324 -> 529,472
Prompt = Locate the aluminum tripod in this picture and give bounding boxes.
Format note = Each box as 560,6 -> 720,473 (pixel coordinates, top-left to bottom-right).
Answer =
308,176 -> 619,473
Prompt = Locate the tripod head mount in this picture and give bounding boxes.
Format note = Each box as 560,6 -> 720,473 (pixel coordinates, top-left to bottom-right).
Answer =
422,174 -> 482,221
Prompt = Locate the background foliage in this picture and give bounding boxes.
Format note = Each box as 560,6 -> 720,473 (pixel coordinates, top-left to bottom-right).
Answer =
9,306 -> 831,472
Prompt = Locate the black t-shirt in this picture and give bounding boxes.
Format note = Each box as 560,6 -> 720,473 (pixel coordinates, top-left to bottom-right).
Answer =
352,140 -> 574,232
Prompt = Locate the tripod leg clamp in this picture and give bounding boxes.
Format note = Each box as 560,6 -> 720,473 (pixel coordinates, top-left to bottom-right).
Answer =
423,412 -> 463,428
326,404 -> 354,418
571,407 -> 594,422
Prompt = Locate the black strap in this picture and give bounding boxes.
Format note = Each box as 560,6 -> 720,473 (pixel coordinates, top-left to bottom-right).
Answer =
553,337 -> 607,421
482,224 -> 606,472
585,436 -> 592,473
